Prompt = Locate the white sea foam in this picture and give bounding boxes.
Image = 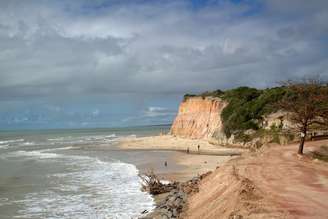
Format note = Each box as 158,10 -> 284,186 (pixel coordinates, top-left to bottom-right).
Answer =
48,137 -> 71,141
0,144 -> 9,149
13,155 -> 154,219
0,139 -> 24,144
3,150 -> 59,159
105,134 -> 116,138
21,142 -> 35,146
1,131 -> 155,218
48,134 -> 117,143
40,146 -> 76,152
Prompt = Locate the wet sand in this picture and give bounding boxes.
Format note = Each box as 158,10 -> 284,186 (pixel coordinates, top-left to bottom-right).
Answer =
119,135 -> 243,156
118,135 -> 241,182
118,135 -> 328,218
136,151 -> 234,182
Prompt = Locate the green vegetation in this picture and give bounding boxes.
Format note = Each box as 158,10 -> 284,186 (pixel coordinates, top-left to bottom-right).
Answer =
183,90 -> 224,101
220,86 -> 287,137
276,79 -> 328,154
184,80 -> 327,150
313,145 -> 328,162
183,93 -> 197,101
185,86 -> 288,139
199,89 -> 224,99
251,124 -> 294,144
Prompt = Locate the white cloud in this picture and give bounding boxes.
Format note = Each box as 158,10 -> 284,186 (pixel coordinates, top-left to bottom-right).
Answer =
144,107 -> 174,118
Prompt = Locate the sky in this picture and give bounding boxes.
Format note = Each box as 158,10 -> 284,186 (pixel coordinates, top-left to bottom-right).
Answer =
0,0 -> 328,129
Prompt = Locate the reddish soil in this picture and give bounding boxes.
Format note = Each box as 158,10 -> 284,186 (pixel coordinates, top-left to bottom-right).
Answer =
184,140 -> 328,219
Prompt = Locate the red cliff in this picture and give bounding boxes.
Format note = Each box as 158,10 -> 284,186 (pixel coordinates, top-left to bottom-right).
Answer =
170,97 -> 227,139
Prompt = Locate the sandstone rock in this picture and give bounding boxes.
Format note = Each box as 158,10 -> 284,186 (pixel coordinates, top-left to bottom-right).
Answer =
170,97 -> 227,139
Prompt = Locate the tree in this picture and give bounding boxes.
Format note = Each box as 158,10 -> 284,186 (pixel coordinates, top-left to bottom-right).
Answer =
278,78 -> 328,154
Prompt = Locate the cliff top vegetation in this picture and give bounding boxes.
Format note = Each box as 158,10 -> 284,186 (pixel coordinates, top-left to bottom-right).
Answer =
184,81 -> 328,150
184,86 -> 288,137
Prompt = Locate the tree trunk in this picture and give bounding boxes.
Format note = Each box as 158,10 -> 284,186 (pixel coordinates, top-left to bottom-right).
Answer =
298,136 -> 305,154
298,124 -> 308,155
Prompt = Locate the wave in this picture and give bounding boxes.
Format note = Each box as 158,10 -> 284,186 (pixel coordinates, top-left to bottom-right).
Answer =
21,142 -> 35,146
1,145 -> 79,160
48,136 -> 73,141
0,131 -> 154,218
0,144 -> 9,149
105,134 -> 116,138
47,134 -> 118,145
8,155 -> 154,218
3,150 -> 59,159
53,146 -> 76,151
0,139 -> 24,145
40,146 -> 76,152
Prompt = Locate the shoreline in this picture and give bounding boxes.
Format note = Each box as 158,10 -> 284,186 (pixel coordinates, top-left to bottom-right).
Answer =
117,134 -> 244,218
119,135 -> 243,155
118,134 -> 243,182
120,135 -> 328,219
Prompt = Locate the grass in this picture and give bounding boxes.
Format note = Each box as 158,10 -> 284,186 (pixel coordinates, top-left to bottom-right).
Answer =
313,145 -> 328,162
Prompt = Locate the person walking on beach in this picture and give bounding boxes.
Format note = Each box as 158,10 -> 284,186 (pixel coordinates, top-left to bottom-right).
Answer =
187,147 -> 190,154
164,161 -> 167,167
197,144 -> 200,153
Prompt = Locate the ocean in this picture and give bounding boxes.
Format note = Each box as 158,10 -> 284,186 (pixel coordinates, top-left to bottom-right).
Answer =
0,125 -> 170,219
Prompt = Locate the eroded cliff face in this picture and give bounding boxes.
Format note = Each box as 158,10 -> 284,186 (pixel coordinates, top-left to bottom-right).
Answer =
170,96 -> 295,146
170,97 -> 228,139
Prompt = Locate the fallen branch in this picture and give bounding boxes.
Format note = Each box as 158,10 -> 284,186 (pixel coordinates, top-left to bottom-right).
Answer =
139,170 -> 178,195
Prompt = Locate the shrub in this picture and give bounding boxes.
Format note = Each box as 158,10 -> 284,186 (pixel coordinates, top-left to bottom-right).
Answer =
182,86 -> 288,140
183,93 -> 196,101
221,86 -> 287,138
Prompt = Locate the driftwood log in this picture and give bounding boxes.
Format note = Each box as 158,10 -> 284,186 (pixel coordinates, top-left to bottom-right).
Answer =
139,171 -> 178,195
139,171 -> 212,219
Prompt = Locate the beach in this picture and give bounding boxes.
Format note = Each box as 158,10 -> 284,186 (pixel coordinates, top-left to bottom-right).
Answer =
0,126 -> 242,218
119,135 -> 328,219
0,127 -> 171,219
118,135 -> 243,182
3,128 -> 326,219
117,134 -> 245,218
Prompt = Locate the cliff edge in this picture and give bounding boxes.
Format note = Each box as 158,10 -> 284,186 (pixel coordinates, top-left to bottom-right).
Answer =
170,97 -> 227,139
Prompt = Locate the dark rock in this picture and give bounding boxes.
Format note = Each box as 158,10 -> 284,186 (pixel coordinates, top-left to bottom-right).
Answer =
140,173 -> 205,219
141,209 -> 148,214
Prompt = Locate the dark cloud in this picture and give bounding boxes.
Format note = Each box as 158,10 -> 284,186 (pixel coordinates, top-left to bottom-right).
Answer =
0,0 -> 327,101
0,0 -> 327,128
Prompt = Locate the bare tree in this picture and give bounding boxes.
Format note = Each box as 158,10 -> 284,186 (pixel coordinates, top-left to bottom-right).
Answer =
278,78 -> 328,154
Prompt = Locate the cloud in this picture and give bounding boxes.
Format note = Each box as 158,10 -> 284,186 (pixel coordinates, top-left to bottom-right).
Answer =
144,107 -> 175,118
121,106 -> 176,125
0,0 -> 327,102
0,0 -> 327,128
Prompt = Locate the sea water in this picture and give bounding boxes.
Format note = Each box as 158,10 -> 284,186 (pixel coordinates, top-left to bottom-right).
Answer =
0,125 -> 170,219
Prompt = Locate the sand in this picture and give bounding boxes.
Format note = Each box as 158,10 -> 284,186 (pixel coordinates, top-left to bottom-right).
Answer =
118,135 -> 243,182
119,135 -> 243,155
119,135 -> 328,218
184,140 -> 328,219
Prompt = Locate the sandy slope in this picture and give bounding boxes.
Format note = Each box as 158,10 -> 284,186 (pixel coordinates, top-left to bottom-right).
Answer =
184,140 -> 328,219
